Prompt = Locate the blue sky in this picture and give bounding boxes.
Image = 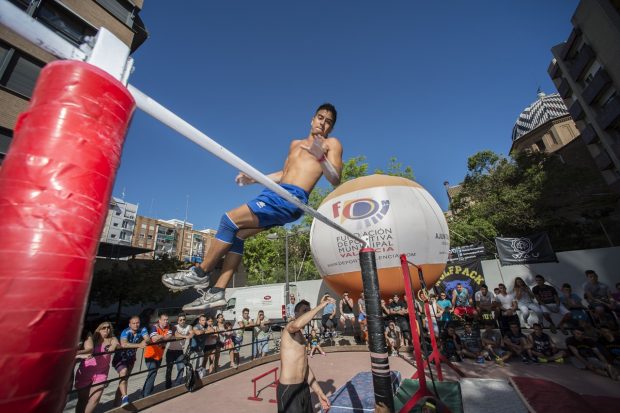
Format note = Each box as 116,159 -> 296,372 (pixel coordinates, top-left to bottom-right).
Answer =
114,0 -> 579,229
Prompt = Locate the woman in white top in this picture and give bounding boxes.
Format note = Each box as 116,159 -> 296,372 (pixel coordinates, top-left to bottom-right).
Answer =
512,277 -> 543,328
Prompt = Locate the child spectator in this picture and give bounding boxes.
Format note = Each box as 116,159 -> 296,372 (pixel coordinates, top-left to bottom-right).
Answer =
459,323 -> 488,363
309,328 -> 327,357
203,316 -> 218,374
384,321 -> 402,356
566,326 -> 618,380
222,321 -> 237,368
503,322 -> 532,363
440,324 -> 463,362
527,323 -> 566,363
74,322 -> 120,413
481,321 -> 511,366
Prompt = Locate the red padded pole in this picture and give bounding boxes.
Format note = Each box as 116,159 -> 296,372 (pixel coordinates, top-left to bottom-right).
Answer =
0,60 -> 135,413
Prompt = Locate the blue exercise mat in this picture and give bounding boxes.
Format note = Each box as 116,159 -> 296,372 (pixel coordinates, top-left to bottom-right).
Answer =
326,371 -> 402,413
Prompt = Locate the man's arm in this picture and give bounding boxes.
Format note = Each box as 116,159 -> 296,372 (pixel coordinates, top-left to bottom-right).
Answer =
235,170 -> 283,186
307,365 -> 330,410
321,138 -> 343,186
287,296 -> 334,334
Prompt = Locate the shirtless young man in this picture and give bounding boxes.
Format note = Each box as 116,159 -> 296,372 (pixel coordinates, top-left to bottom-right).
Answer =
162,104 -> 343,311
278,296 -> 333,412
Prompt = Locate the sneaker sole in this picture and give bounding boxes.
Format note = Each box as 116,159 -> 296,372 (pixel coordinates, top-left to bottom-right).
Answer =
161,274 -> 210,291
182,299 -> 227,312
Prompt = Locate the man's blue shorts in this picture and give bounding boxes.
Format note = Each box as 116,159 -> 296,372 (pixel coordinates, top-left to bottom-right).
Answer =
247,183 -> 309,228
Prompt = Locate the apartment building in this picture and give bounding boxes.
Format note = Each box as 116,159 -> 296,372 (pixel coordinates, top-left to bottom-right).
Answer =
0,0 -> 147,163
100,196 -> 137,245
548,0 -> 620,192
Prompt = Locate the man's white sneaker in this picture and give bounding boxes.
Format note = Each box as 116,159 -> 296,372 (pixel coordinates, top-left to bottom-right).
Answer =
182,288 -> 226,311
162,266 -> 211,291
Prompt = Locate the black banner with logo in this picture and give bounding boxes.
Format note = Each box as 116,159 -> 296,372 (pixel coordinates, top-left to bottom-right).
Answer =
434,259 -> 485,296
495,232 -> 557,266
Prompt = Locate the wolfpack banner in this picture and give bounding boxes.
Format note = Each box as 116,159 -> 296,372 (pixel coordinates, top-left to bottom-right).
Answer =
435,259 -> 485,296
495,232 -> 557,266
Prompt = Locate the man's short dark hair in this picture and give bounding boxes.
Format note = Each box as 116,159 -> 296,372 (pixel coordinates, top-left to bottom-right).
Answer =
509,322 -> 519,328
159,313 -> 168,319
315,103 -> 337,127
480,284 -> 488,289
532,323 -> 542,328
585,270 -> 596,275
562,283 -> 571,289
294,299 -> 311,315
243,308 -> 250,313
535,274 -> 544,280
178,312 -> 186,319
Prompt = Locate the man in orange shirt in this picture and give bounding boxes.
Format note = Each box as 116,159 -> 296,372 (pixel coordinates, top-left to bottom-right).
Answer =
142,313 -> 172,397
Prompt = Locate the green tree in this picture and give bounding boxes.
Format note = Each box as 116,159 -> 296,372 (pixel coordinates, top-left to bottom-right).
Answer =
448,149 -> 618,252
244,155 -> 415,285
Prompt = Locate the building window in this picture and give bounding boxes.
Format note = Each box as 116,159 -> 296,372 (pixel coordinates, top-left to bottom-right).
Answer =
113,222 -> 118,227
0,42 -> 45,98
110,234 -> 116,238
35,1 -> 97,46
147,235 -> 153,240
534,140 -> 546,151
139,233 -> 145,238
141,223 -> 147,229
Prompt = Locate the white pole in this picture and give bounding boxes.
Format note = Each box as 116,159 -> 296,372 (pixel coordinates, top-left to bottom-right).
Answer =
127,85 -> 367,246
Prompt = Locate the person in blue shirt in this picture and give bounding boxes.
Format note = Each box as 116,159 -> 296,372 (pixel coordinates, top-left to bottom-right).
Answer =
112,316 -> 149,407
435,291 -> 453,329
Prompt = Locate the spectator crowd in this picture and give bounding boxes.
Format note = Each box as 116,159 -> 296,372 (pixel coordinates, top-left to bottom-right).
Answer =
70,269 -> 620,412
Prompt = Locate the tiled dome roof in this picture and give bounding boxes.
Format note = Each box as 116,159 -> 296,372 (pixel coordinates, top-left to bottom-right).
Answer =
511,92 -> 569,141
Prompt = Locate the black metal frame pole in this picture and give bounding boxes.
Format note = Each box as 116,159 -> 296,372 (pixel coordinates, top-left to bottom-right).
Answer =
360,247 -> 394,412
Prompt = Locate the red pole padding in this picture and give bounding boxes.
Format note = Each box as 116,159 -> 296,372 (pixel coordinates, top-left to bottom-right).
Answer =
0,60 -> 135,413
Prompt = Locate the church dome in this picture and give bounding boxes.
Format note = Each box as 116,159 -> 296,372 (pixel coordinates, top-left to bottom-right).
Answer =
511,92 -> 569,141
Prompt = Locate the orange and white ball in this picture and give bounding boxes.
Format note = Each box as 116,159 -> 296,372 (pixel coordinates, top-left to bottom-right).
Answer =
310,175 -> 449,298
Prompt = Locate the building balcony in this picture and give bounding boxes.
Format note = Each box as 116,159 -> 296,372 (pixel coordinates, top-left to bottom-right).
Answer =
594,150 -> 613,170
558,78 -> 572,99
559,28 -> 582,61
596,97 -> 620,130
569,43 -> 595,81
569,99 -> 585,120
582,69 -> 611,105
580,123 -> 599,145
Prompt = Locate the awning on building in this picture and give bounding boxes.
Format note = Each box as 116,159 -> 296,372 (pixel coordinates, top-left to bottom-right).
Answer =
96,242 -> 153,259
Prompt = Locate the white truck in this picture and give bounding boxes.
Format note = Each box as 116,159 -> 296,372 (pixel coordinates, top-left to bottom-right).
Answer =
221,283 -> 297,324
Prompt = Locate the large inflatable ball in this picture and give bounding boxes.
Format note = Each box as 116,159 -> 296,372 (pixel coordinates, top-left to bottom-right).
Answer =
310,175 -> 449,298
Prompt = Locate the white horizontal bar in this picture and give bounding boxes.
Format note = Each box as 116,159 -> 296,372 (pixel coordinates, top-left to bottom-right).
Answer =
0,0 -> 87,61
128,85 -> 367,246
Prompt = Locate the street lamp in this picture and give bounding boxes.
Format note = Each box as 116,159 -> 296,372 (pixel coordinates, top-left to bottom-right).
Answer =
266,227 -> 309,299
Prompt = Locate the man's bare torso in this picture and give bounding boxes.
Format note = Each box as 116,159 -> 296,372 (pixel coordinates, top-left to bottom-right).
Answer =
280,138 -> 337,193
279,325 -> 308,384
